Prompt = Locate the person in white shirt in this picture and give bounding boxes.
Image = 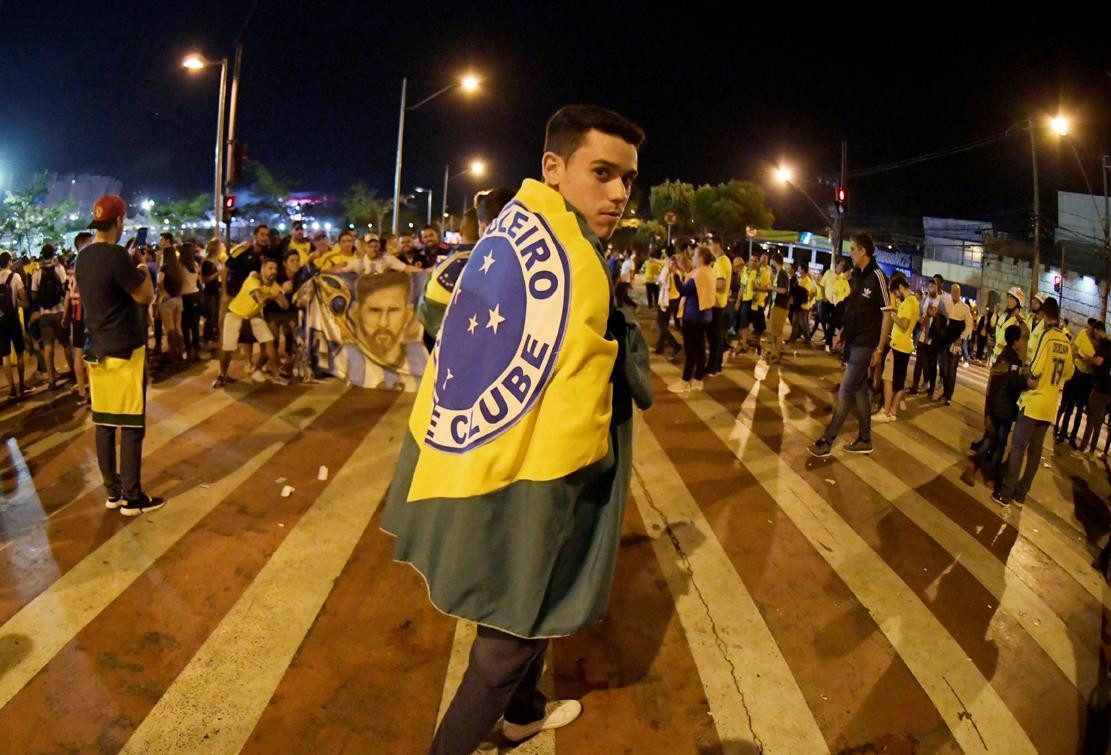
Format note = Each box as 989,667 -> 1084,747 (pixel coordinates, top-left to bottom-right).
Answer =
939,283 -> 975,405
615,251 -> 636,308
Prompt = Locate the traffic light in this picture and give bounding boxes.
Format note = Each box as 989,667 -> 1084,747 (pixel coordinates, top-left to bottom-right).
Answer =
222,194 -> 237,223
227,141 -> 248,187
834,186 -> 847,215
1053,274 -> 1062,293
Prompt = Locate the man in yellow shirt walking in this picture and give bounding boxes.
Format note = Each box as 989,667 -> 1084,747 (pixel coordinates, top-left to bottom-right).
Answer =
706,236 -> 732,376
994,296 -> 1073,506
1055,317 -> 1099,447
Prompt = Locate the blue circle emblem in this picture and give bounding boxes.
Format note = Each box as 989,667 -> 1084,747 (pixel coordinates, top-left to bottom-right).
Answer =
425,200 -> 571,453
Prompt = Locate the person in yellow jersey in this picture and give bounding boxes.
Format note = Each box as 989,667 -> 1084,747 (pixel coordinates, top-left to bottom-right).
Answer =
994,296 -> 1073,506
875,273 -> 918,421
788,265 -> 815,345
287,221 -> 311,265
654,248 -> 683,357
750,251 -> 772,351
641,250 -> 663,313
314,228 -> 357,271
724,253 -> 746,358
1026,291 -> 1047,362
734,251 -> 757,353
213,257 -> 289,388
706,235 -> 732,375
827,258 -> 850,351
1055,316 -> 1100,446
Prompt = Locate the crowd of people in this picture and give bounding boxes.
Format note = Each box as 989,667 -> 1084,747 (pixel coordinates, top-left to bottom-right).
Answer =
634,229 -> 1109,507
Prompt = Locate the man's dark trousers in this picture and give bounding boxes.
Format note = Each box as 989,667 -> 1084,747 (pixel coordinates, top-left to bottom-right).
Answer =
708,306 -> 724,373
430,625 -> 548,755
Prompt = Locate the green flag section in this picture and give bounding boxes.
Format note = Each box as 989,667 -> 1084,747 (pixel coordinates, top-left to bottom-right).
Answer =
382,179 -> 639,638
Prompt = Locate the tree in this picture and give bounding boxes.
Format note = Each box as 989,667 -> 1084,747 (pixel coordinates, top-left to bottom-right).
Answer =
150,193 -> 211,233
343,182 -> 386,231
0,172 -> 71,255
649,180 -> 695,234
243,160 -> 298,224
633,220 -> 666,252
690,180 -> 775,237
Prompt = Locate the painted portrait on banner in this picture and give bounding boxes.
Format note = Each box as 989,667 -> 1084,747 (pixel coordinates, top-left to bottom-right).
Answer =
302,270 -> 429,391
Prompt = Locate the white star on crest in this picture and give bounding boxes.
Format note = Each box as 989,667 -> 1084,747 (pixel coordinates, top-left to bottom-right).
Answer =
443,369 -> 455,390
486,304 -> 505,334
479,252 -> 496,274
467,314 -> 479,334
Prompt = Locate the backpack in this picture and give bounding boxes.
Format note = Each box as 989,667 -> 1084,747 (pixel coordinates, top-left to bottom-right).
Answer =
0,271 -> 16,323
35,263 -> 64,309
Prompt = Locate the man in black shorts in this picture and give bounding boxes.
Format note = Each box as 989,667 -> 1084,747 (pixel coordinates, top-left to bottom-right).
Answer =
0,250 -> 29,398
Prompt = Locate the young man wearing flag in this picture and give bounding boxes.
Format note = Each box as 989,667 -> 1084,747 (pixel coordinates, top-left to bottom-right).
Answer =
382,105 -> 650,754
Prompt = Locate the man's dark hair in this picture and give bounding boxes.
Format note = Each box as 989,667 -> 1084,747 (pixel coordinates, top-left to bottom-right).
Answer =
160,232 -> 174,245
889,273 -> 909,291
260,257 -> 278,270
74,231 -> 93,247
253,224 -> 269,237
292,221 -> 304,231
1094,322 -> 1106,334
41,243 -> 56,260
283,248 -> 301,263
422,225 -> 438,234
356,270 -> 411,304
474,187 -> 515,225
851,232 -> 875,256
1004,324 -> 1021,345
932,273 -> 944,284
771,252 -> 784,265
544,105 -> 645,160
1041,296 -> 1060,320
1088,317 -> 1098,327
0,251 -> 11,268
339,228 -> 354,240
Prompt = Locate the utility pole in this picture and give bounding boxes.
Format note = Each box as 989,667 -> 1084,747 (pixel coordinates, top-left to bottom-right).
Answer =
830,141 -> 847,262
224,41 -> 244,246
1103,155 -> 1110,320
1028,126 -> 1041,300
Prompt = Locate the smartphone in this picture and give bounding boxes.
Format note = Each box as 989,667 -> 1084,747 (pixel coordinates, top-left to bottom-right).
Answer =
135,227 -> 149,248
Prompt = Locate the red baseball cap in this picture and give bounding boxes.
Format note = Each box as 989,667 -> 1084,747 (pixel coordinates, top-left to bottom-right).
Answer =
88,195 -> 127,228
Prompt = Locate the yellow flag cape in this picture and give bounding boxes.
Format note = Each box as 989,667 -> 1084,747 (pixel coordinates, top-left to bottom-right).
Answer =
404,179 -> 616,502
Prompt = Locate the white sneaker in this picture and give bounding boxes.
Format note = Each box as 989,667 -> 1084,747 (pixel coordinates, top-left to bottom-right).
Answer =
251,369 -> 268,383
691,379 -> 704,391
873,412 -> 896,423
269,374 -> 290,386
502,700 -> 583,743
668,380 -> 691,394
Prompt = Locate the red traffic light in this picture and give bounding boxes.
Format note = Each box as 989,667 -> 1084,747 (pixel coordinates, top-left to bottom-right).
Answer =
1053,275 -> 1062,293
835,186 -> 847,204
224,195 -> 237,210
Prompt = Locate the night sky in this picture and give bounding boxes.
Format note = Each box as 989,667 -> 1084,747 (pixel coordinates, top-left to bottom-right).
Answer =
3,1 -> 1110,236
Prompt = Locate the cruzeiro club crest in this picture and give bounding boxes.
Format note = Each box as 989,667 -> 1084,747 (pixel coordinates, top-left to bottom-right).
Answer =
425,200 -> 571,453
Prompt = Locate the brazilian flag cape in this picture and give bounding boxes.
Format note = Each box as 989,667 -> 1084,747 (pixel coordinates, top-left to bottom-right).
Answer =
382,179 -> 641,639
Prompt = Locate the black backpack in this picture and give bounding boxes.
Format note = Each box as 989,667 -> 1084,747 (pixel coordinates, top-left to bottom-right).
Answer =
0,272 -> 17,323
36,263 -> 64,309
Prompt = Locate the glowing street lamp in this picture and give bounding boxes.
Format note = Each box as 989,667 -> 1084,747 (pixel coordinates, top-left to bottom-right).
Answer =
1012,111 -> 1071,296
441,158 -> 490,231
183,51 -> 229,242
771,163 -> 831,225
392,72 -> 484,234
774,165 -> 793,184
1051,115 -> 1070,136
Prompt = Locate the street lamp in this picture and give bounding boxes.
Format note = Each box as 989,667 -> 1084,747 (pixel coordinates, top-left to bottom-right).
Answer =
140,199 -> 155,214
1011,113 -> 1069,298
391,73 -> 482,235
441,158 -> 489,231
773,164 -> 832,226
183,52 -> 229,242
413,187 -> 433,227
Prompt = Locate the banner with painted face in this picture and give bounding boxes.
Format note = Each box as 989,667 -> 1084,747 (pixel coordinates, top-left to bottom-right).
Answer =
301,269 -> 429,391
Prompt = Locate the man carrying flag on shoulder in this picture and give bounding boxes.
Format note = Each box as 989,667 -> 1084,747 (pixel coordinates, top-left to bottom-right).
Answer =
382,105 -> 651,755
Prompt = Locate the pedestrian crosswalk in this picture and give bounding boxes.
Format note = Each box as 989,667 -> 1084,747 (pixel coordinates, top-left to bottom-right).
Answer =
0,343 -> 1107,753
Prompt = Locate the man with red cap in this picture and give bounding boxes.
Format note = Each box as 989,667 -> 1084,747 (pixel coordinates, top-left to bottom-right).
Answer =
75,195 -> 165,516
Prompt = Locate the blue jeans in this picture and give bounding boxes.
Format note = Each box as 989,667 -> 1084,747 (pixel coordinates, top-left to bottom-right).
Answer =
823,345 -> 873,444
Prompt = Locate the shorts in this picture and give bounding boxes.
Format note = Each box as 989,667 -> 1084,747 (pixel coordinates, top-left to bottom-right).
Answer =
887,349 -> 911,391
70,318 -> 85,349
222,311 -> 273,352
0,320 -> 25,357
749,302 -> 766,334
770,307 -> 788,339
737,300 -> 752,328
38,311 -> 62,344
158,297 -> 183,316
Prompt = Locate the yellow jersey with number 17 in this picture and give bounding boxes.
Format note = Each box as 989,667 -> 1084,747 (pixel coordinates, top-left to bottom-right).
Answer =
1018,326 -> 1075,422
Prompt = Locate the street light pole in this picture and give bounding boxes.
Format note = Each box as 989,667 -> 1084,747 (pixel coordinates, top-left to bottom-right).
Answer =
224,41 -> 243,246
441,163 -> 450,232
391,78 -> 408,236
213,59 -> 228,246
1027,123 -> 1042,299
1103,155 -> 1110,320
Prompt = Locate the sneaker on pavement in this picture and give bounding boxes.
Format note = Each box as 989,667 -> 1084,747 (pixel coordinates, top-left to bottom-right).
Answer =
269,374 -> 290,386
1070,448 -> 1088,459
119,494 -> 166,517
668,380 -> 691,394
690,379 -> 704,391
844,439 -> 873,454
105,494 -> 123,510
211,375 -> 225,389
808,438 -> 832,458
991,491 -> 1009,507
502,700 -> 583,743
251,369 -> 268,384
873,412 -> 896,423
